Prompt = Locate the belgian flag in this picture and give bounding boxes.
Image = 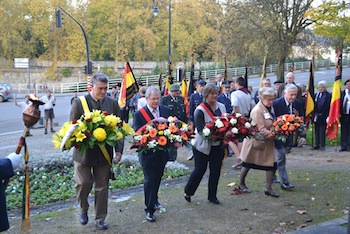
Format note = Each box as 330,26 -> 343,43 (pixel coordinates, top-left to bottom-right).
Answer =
305,55 -> 315,127
326,48 -> 342,140
118,62 -> 139,108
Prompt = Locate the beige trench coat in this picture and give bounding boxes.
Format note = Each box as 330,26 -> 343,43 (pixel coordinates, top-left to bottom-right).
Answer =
240,101 -> 276,168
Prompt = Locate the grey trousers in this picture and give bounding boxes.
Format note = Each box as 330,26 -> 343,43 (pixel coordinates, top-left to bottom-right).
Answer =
274,147 -> 289,185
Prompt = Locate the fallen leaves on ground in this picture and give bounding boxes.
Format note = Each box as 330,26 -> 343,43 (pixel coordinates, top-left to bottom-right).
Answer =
296,210 -> 307,215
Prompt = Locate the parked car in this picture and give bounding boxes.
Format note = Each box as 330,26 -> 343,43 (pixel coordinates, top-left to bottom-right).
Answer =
0,83 -> 12,102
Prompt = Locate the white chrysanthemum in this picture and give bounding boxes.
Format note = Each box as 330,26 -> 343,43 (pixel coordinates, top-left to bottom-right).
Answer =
230,118 -> 237,125
147,140 -> 158,148
146,125 -> 154,131
180,124 -> 189,131
215,119 -> 224,128
231,127 -> 239,134
164,129 -> 172,136
203,128 -> 211,136
235,113 -> 242,118
245,122 -> 251,129
168,116 -> 175,122
133,135 -> 142,141
174,135 -> 182,142
251,120 -> 256,126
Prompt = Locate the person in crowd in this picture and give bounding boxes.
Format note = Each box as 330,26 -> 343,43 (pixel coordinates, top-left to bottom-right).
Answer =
253,78 -> 271,103
129,82 -> 143,119
340,79 -> 350,151
313,81 -> 331,150
161,83 -> 187,122
231,76 -> 252,117
273,80 -> 283,98
71,92 -> 78,105
239,87 -> 279,197
14,94 -> 33,136
273,84 -> 306,190
184,84 -> 226,205
161,83 -> 187,161
70,73 -> 124,230
230,78 -> 236,93
39,89 -> 56,134
215,74 -> 223,94
137,87 -> 147,110
217,81 -> 232,114
0,153 -> 22,232
115,83 -> 121,100
277,72 -> 303,101
107,85 -> 117,99
189,80 -> 206,125
133,86 -> 170,222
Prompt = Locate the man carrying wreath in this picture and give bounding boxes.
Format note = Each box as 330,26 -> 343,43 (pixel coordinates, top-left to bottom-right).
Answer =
273,84 -> 306,190
133,86 -> 170,222
70,73 -> 124,230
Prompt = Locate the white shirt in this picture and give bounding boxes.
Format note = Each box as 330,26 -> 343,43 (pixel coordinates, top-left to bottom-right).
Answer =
40,95 -> 56,110
137,97 -> 147,110
231,89 -> 252,116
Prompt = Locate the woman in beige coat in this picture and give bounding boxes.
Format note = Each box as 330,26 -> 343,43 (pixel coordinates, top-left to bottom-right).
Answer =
238,87 -> 279,197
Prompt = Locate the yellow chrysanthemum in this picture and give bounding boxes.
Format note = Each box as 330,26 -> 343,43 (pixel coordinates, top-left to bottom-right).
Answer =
92,115 -> 102,124
76,131 -> 87,142
122,123 -> 135,135
116,131 -> 124,140
104,115 -> 117,128
52,134 -> 62,149
93,128 -> 107,142
158,130 -> 164,135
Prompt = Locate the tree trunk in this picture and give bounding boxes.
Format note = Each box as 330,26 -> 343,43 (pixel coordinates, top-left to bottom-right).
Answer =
277,56 -> 286,83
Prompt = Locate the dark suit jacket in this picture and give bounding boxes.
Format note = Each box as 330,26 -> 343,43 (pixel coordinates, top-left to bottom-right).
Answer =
0,158 -> 14,232
277,83 -> 303,102
189,92 -> 203,123
273,97 -> 305,118
161,95 -> 187,122
133,105 -> 171,132
273,97 -> 305,148
70,94 -> 124,166
217,93 -> 232,113
340,90 -> 350,116
314,91 -> 331,125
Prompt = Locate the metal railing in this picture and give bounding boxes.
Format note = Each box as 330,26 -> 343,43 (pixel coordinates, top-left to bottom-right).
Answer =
14,59 -> 346,93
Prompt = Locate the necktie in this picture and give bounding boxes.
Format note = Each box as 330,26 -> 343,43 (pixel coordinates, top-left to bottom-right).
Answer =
288,103 -> 292,114
152,109 -> 158,118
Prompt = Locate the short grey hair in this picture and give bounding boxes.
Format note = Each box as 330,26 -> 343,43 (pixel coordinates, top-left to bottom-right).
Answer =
284,84 -> 298,93
145,86 -> 161,98
202,83 -> 218,100
318,80 -> 327,87
91,73 -> 109,85
258,87 -> 275,99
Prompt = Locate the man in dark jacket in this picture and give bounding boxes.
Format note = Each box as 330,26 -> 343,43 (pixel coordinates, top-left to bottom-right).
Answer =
161,83 -> 187,122
340,79 -> 350,151
273,84 -> 306,190
133,86 -> 170,223
313,81 -> 331,150
70,73 -> 124,230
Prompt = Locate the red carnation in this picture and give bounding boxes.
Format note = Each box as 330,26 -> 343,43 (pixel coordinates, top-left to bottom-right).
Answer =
86,118 -> 92,122
85,131 -> 91,138
72,119 -> 77,124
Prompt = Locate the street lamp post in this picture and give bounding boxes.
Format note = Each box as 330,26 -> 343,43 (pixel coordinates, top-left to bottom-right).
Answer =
153,0 -> 172,84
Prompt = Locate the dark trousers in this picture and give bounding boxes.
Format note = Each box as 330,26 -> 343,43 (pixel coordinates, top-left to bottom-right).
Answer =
341,115 -> 350,150
184,145 -> 224,200
315,123 -> 326,148
140,151 -> 167,214
121,108 -> 129,123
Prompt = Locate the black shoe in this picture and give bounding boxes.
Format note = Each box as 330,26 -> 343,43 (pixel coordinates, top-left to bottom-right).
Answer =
264,189 -> 279,198
184,194 -> 191,203
238,185 -> 252,193
339,148 -> 347,152
51,128 -> 55,133
79,212 -> 88,225
312,146 -> 319,150
95,221 -> 108,230
146,212 -> 156,222
44,129 -> 47,134
208,198 -> 220,204
273,178 -> 280,184
154,203 -> 164,210
281,183 -> 294,190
